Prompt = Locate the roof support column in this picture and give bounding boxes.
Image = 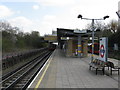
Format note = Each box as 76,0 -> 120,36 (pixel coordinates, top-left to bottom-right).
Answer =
78,35 -> 82,58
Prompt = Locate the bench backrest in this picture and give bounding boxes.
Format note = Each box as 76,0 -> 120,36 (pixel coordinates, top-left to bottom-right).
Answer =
92,59 -> 105,66
106,61 -> 114,68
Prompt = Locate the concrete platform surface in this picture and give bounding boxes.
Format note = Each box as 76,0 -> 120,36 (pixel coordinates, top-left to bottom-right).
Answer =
28,49 -> 119,89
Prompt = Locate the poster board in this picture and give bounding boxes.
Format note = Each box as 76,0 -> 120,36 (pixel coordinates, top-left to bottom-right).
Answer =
99,37 -> 108,62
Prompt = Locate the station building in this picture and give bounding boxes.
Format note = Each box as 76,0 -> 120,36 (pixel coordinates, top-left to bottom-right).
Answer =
44,28 -> 100,58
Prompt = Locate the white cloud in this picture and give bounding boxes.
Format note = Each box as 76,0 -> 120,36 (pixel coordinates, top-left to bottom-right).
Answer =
43,15 -> 56,21
9,16 -> 33,32
37,0 -> 75,7
33,5 -> 39,10
39,15 -> 57,35
40,14 -> 82,35
1,0 -> 119,36
0,0 -> 41,2
16,11 -> 21,14
0,5 -> 14,18
36,0 -> 119,36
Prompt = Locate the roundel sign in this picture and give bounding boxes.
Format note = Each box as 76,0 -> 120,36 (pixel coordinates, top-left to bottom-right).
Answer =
99,37 -> 108,62
100,44 -> 105,58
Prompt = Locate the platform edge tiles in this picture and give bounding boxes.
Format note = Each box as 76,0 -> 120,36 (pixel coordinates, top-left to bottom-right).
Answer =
27,49 -> 56,89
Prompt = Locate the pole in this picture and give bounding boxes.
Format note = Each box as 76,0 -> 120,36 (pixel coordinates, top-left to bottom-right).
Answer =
77,15 -> 109,61
91,19 -> 94,62
78,35 -> 81,58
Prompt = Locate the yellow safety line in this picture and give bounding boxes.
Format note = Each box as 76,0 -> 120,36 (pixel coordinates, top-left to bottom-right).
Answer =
34,59 -> 52,90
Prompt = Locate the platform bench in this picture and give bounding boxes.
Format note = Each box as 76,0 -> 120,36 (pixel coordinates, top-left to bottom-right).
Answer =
106,61 -> 120,75
89,59 -> 105,75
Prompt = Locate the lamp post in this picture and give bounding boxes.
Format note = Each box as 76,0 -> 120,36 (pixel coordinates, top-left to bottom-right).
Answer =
116,11 -> 120,18
77,15 -> 109,61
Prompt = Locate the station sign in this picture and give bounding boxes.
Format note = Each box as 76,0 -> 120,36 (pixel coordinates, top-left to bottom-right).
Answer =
61,37 -> 68,40
74,30 -> 87,33
61,37 -> 70,40
99,37 -> 108,62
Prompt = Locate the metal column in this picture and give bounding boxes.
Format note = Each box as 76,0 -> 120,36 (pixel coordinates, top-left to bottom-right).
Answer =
91,19 -> 94,61
78,35 -> 82,58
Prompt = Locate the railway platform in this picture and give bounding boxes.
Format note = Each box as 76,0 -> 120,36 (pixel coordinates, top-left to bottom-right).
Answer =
28,49 -> 119,89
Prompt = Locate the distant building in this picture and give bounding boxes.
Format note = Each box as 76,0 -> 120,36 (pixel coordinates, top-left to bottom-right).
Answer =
52,30 -> 57,36
44,30 -> 57,43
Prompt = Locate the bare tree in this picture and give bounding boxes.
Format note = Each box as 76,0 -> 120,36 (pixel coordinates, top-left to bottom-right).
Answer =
107,19 -> 118,33
0,20 -> 12,31
85,21 -> 105,31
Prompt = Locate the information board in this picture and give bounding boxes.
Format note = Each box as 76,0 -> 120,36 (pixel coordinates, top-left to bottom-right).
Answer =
99,37 -> 108,62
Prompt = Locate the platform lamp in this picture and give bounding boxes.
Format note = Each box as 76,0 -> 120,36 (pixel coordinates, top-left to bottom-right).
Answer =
77,14 -> 109,62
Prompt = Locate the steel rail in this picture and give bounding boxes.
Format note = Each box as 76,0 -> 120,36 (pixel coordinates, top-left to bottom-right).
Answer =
1,50 -> 54,89
1,50 -> 47,81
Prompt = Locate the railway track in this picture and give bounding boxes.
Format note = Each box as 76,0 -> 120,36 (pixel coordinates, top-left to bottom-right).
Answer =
1,50 -> 54,89
2,50 -> 47,80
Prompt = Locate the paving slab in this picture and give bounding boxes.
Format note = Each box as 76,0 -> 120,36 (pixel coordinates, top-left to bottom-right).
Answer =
28,49 -> 119,89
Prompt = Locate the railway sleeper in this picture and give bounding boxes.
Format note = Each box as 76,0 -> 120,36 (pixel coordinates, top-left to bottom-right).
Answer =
16,83 -> 24,86
3,83 -> 11,86
2,50 -> 52,89
22,78 -> 29,81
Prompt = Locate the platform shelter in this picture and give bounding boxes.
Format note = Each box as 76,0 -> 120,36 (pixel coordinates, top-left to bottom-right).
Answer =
57,28 -> 91,58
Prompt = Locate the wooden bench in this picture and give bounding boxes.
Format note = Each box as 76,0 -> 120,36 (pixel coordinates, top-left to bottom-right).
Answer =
89,59 -> 105,75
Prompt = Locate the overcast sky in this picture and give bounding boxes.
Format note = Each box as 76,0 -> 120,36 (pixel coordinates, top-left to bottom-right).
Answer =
0,0 -> 119,36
